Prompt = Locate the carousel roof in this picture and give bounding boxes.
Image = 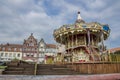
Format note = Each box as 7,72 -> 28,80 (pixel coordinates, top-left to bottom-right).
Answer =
53,11 -> 110,42
58,11 -> 110,31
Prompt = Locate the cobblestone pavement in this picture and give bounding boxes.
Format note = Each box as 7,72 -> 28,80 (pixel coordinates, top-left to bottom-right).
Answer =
0,73 -> 120,80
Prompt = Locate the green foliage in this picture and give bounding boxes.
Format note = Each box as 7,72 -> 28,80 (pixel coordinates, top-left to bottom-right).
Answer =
110,53 -> 120,62
13,58 -> 19,61
0,66 -> 7,69
114,50 -> 120,54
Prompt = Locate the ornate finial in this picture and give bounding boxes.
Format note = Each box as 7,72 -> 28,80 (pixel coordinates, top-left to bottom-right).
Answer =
75,11 -> 85,23
31,33 -> 33,36
77,11 -> 82,20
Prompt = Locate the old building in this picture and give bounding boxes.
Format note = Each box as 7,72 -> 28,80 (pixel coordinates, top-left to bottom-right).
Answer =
0,33 -> 58,63
54,44 -> 66,63
22,33 -> 38,62
45,44 -> 57,64
38,38 -> 46,63
0,43 -> 22,62
38,38 -> 57,64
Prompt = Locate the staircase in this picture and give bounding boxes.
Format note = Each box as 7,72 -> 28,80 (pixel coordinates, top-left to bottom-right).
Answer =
2,60 -> 80,75
2,60 -> 35,75
36,64 -> 80,75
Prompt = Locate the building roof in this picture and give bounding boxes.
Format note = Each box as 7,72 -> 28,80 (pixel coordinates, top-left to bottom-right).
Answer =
46,44 -> 56,48
23,33 -> 38,46
0,43 -> 23,47
0,43 -> 23,51
108,47 -> 120,53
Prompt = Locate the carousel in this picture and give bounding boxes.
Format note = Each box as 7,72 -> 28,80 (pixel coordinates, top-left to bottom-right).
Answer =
53,11 -> 110,63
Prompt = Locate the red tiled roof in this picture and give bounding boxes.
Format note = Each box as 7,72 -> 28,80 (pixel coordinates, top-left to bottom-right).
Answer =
108,47 -> 120,53
46,44 -> 56,48
0,43 -> 23,47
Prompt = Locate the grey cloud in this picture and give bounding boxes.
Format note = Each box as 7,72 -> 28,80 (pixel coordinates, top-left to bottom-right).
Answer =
0,0 -> 120,48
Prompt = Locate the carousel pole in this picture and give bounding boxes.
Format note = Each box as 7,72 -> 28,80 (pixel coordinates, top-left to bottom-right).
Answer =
67,32 -> 70,63
100,30 -> 105,62
71,31 -> 74,65
97,32 -> 101,61
76,34 -> 77,46
60,34 -> 63,64
87,28 -> 91,60
101,30 -> 104,54
87,28 -> 94,61
87,29 -> 90,47
55,41 -> 58,64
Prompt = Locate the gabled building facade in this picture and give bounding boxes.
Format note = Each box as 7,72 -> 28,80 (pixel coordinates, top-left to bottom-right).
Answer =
22,33 -> 38,62
38,38 -> 46,63
38,38 -> 57,64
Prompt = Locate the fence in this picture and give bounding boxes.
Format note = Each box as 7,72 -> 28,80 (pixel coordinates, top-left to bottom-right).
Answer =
65,53 -> 120,74
66,62 -> 120,74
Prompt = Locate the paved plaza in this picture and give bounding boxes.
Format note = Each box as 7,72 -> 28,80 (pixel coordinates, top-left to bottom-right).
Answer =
0,74 -> 120,80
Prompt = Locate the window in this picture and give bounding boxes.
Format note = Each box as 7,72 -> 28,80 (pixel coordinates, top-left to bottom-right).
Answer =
0,53 -> 4,56
11,53 -> 13,57
5,53 -> 8,57
8,48 -> 11,51
23,53 -> 26,57
34,54 -> 37,57
31,55 -> 33,57
9,53 -> 12,57
32,48 -> 34,51
26,48 -> 28,51
17,54 -> 20,57
29,43 -> 34,46
26,53 -> 30,57
13,53 -> 16,57
20,48 -> 22,51
32,43 -> 34,46
30,53 -> 33,57
24,48 -> 26,51
39,48 -> 41,51
14,48 -> 17,51
27,55 -> 29,57
2,47 -> 5,50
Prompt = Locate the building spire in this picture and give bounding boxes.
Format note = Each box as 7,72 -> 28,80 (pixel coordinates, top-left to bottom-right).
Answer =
77,11 -> 82,20
31,33 -> 33,36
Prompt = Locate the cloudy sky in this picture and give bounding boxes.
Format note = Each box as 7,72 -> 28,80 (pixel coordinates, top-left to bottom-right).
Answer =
0,0 -> 120,49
